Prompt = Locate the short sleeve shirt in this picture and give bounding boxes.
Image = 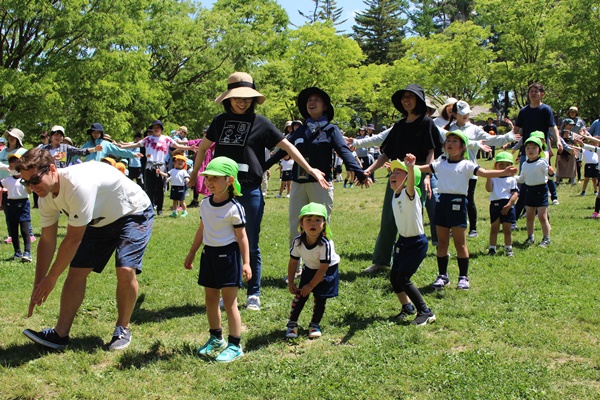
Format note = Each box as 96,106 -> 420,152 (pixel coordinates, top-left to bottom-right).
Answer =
199,195 -> 246,247
430,158 -> 480,195
290,235 -> 340,270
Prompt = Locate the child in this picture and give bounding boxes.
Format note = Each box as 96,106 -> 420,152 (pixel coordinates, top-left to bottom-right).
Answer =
485,152 -> 519,257
389,154 -> 435,325
158,154 -> 190,218
417,131 -> 517,290
581,138 -> 598,197
0,154 -> 32,261
184,156 -> 251,362
275,154 -> 293,198
515,137 -> 554,247
343,147 -> 362,188
574,135 -> 600,218
285,202 -> 339,339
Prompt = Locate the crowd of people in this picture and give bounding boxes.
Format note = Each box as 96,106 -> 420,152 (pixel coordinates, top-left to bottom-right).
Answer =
3,73 -> 600,363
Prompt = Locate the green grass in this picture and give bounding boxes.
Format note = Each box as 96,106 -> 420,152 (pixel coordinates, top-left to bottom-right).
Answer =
1,162 -> 599,399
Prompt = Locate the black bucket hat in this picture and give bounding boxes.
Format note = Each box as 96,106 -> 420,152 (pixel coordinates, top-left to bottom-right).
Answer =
86,122 -> 105,138
391,84 -> 427,115
297,87 -> 334,121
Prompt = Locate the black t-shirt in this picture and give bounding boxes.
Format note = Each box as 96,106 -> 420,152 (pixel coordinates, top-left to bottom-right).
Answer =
381,115 -> 437,164
206,112 -> 285,186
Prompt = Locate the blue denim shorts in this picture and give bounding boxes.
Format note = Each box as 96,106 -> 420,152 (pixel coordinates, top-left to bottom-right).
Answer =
70,205 -> 154,274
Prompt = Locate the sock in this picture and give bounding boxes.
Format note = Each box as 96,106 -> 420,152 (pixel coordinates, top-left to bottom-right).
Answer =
457,257 -> 469,277
437,255 -> 449,276
228,335 -> 241,347
505,245 -> 513,251
489,245 -> 496,251
209,328 -> 223,340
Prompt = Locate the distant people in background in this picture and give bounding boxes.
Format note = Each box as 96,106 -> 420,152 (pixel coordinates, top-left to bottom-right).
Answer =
0,128 -> 28,245
434,97 -> 458,129
81,123 -> 138,163
157,154 -> 190,218
483,117 -> 498,160
562,107 -> 586,182
128,132 -> 144,187
37,132 -> 50,148
187,128 -> 215,207
43,126 -> 101,168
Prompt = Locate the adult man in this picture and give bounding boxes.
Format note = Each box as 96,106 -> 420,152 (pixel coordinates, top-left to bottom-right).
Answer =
20,148 -> 154,351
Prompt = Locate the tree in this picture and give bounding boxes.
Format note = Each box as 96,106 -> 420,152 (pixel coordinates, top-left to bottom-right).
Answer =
298,0 -> 347,28
352,0 -> 408,65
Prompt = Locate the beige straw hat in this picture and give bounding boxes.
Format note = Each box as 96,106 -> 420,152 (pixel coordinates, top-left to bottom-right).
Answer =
215,72 -> 266,105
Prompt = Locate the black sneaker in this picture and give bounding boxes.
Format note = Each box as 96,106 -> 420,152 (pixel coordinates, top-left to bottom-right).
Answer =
394,303 -> 416,321
23,328 -> 69,350
187,200 -> 199,208
108,326 -> 131,351
411,310 -> 436,326
487,248 -> 496,256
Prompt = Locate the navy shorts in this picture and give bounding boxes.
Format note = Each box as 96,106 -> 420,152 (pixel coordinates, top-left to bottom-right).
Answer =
525,184 -> 549,208
391,234 -> 428,293
435,194 -> 468,228
584,163 -> 598,179
299,264 -> 339,298
489,199 -> 517,224
334,165 -> 343,174
170,185 -> 187,201
281,170 -> 293,182
6,198 -> 31,223
198,242 -> 242,289
71,205 -> 154,274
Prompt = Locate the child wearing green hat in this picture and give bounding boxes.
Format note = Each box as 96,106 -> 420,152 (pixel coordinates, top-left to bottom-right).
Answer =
514,137 -> 555,247
485,152 -> 519,257
184,156 -> 251,362
285,202 -> 339,339
417,131 -> 517,290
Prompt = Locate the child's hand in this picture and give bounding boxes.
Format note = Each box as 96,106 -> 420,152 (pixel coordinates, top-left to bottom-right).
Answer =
504,166 -> 518,175
501,204 -> 511,215
184,252 -> 195,270
548,165 -> 555,175
288,282 -> 299,295
404,153 -> 416,167
300,283 -> 313,297
242,263 -> 252,282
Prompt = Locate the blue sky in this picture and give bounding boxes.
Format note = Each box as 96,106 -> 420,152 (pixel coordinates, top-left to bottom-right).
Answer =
199,1 -> 366,33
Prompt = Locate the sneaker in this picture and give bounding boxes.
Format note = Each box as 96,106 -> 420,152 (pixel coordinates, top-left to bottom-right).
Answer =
580,191 -> 586,196
4,237 -> 12,244
363,264 -> 387,273
525,235 -> 535,245
431,274 -> 450,290
170,211 -> 178,218
13,251 -> 23,260
394,303 -> 416,321
219,297 -> 224,310
456,276 -> 470,290
275,194 -> 282,198
285,194 -> 290,198
505,248 -> 514,257
538,237 -> 551,248
487,248 -> 496,256
283,270 -> 303,284
215,343 -> 244,362
591,212 -> 600,219
468,230 -> 478,238
181,210 -> 188,218
21,251 -> 32,262
285,321 -> 299,339
23,328 -> 69,350
411,310 -> 436,326
246,295 -> 261,311
308,323 -> 322,339
30,235 -> 36,243
157,210 -> 163,216
511,223 -> 518,231
108,326 -> 131,351
187,200 -> 199,208
198,334 -> 227,358
552,199 -> 559,205
595,192 -> 598,196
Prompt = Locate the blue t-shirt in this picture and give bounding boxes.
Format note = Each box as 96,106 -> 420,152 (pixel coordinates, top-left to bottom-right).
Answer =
515,103 -> 556,155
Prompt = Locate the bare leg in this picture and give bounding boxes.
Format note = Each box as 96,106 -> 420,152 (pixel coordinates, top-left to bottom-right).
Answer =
489,219 -> 500,247
55,268 -> 94,337
502,222 -> 513,246
205,288 -> 221,330
537,207 -> 551,237
451,227 -> 469,259
395,292 -> 410,306
526,206 -> 536,236
115,267 -> 139,328
436,226 -> 450,257
221,287 -> 241,337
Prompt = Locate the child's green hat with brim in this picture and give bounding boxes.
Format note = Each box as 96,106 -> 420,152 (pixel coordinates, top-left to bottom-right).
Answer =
299,202 -> 328,220
494,151 -> 514,164
446,130 -> 469,159
389,159 -> 422,197
529,131 -> 547,150
524,137 -> 545,154
200,156 -> 242,196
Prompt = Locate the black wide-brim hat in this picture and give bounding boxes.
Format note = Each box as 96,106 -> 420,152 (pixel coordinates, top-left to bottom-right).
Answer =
297,87 -> 334,121
391,84 -> 427,114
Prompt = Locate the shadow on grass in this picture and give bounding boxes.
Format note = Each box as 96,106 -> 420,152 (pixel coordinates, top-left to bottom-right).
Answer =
340,251 -> 372,262
336,311 -> 389,344
261,269 -> 367,287
244,328 -> 285,352
131,294 -> 205,324
116,340 -> 196,369
1,335 -> 104,367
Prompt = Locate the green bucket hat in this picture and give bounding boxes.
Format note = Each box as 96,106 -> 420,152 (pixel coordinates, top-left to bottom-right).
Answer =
446,130 -> 469,159
389,159 -> 422,197
494,151 -> 514,164
529,131 -> 547,150
200,156 -> 242,196
524,137 -> 545,156
298,202 -> 332,237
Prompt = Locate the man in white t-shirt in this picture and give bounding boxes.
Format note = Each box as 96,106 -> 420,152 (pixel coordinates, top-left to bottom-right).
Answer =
18,148 -> 154,351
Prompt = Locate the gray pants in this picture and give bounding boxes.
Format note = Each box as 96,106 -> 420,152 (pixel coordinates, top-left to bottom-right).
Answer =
288,181 -> 334,246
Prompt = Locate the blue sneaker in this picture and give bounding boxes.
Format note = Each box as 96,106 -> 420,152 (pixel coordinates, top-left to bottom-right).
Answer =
13,251 -> 23,260
21,251 -> 32,262
198,334 -> 227,358
308,323 -> 322,339
215,343 -> 244,362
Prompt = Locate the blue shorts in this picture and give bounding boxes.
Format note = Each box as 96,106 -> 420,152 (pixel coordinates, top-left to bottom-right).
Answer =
299,264 -> 339,298
435,194 -> 468,228
525,184 -> 548,208
391,234 -> 428,293
584,163 -> 598,179
6,198 -> 31,223
70,205 -> 154,274
281,170 -> 293,182
489,199 -> 517,224
198,242 -> 242,289
170,185 -> 187,201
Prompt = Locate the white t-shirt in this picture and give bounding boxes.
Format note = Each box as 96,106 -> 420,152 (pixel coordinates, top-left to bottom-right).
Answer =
583,144 -> 599,164
391,188 -> 424,238
430,158 -> 480,195
168,168 -> 190,186
280,159 -> 294,172
39,162 -> 151,228
515,158 -> 550,186
140,135 -> 176,166
199,195 -> 246,247
488,176 -> 518,201
290,235 -> 340,270
1,176 -> 29,199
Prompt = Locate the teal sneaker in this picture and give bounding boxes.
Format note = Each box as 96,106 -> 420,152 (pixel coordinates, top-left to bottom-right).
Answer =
198,334 -> 227,358
215,343 -> 244,362
181,210 -> 188,218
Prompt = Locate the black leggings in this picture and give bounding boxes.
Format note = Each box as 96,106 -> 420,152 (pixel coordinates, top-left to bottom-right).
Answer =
289,294 -> 327,325
391,272 -> 428,313
9,219 -> 31,253
467,178 -> 477,231
144,168 -> 165,212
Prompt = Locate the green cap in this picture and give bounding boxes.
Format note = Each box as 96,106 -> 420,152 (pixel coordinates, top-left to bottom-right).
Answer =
524,137 -> 545,155
298,202 -> 328,220
389,159 -> 422,197
446,130 -> 469,159
494,151 -> 514,164
200,156 -> 242,196
529,131 -> 547,150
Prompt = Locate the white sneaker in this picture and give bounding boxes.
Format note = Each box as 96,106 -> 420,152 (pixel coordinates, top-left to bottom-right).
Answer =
246,295 -> 261,311
363,264 -> 387,273
552,199 -> 559,205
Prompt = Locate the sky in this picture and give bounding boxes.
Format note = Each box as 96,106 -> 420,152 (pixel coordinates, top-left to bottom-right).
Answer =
199,0 -> 366,33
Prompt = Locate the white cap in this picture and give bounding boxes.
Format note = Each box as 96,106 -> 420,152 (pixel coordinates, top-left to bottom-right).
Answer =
455,100 -> 471,116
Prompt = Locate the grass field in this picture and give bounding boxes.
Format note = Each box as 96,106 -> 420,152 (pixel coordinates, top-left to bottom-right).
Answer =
1,161 -> 599,399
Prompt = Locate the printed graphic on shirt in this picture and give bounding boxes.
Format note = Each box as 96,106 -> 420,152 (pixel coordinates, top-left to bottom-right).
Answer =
218,120 -> 251,146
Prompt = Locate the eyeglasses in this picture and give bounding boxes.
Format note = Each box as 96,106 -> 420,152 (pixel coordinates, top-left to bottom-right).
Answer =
232,97 -> 252,104
20,166 -> 49,187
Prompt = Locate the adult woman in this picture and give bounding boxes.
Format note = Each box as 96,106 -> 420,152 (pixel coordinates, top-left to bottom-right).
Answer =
0,128 -> 28,243
81,123 -> 138,163
188,72 -> 328,311
363,84 -> 439,273
266,87 -> 369,247
43,126 -> 101,168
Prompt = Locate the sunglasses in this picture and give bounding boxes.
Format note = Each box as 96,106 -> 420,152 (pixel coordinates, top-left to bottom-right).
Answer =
20,166 -> 49,187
